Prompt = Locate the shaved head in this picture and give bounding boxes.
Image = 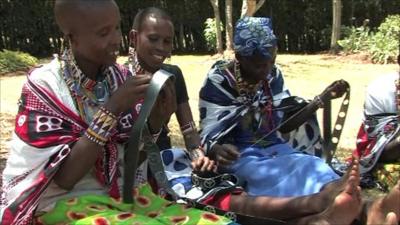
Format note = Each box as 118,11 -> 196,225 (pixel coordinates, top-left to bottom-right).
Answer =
53,0 -> 121,70
54,0 -> 115,35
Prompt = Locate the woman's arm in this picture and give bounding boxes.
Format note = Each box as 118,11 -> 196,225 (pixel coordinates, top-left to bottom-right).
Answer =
279,79 -> 348,133
176,102 -> 220,172
176,102 -> 201,150
53,137 -> 103,190
54,74 -> 153,190
278,96 -> 322,133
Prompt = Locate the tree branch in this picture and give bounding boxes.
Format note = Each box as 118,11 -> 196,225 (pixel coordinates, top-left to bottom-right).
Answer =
255,0 -> 266,12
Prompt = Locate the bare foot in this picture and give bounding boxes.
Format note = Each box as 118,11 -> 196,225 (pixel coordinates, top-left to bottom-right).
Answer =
311,159 -> 360,213
367,181 -> 400,225
322,158 -> 360,194
384,212 -> 398,225
292,172 -> 362,225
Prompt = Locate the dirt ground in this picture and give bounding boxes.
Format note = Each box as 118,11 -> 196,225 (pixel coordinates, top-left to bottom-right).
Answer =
0,54 -> 397,188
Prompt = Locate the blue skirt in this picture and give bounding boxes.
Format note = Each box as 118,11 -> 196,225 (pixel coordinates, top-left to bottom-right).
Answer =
224,143 -> 340,197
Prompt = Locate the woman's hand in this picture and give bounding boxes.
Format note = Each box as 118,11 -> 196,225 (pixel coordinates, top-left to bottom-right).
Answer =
209,143 -> 240,166
319,79 -> 349,102
190,149 -> 217,173
105,74 -> 152,115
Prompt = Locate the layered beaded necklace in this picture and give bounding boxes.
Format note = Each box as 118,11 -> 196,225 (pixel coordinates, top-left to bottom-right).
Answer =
233,60 -> 261,101
231,60 -> 275,138
59,50 -> 114,121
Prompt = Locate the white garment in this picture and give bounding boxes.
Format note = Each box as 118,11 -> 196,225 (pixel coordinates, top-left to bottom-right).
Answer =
2,59 -> 147,216
364,73 -> 398,116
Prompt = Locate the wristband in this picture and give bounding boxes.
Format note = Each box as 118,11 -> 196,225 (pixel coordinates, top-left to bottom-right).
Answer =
84,106 -> 118,146
189,146 -> 204,160
181,121 -> 197,136
314,95 -> 324,108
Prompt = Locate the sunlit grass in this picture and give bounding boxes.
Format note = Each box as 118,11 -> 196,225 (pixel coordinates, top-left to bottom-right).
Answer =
166,54 -> 397,154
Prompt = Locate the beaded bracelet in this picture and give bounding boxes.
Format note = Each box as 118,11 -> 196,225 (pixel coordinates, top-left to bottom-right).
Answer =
84,106 -> 118,146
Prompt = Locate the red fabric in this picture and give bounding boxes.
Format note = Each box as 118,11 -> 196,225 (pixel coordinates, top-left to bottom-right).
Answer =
1,64 -> 135,225
352,123 -> 377,159
201,189 -> 243,211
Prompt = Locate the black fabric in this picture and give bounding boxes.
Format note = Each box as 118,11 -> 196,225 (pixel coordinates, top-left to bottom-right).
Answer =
156,64 -> 189,150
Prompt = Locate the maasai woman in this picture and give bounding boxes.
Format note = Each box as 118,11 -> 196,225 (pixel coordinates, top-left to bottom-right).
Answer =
199,16 -> 349,197
198,17 -> 400,225
353,52 -> 400,190
127,7 -> 210,170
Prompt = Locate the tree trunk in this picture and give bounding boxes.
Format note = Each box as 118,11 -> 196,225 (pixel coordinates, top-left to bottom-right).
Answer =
179,23 -> 186,51
241,0 -> 266,18
330,0 -> 342,54
225,0 -> 234,52
209,0 -> 223,55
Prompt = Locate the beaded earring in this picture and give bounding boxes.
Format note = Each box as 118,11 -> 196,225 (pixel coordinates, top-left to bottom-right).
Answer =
128,46 -> 143,75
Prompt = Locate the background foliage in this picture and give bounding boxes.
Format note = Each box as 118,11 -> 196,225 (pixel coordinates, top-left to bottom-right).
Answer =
0,0 -> 399,57
339,15 -> 400,64
0,50 -> 38,74
203,18 -> 224,51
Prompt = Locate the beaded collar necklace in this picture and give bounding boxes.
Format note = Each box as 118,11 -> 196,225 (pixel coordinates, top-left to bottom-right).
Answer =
234,60 -> 260,98
59,50 -> 113,108
232,60 -> 272,103
59,50 -> 119,123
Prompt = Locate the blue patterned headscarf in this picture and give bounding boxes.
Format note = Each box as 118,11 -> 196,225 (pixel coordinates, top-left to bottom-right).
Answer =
234,17 -> 277,59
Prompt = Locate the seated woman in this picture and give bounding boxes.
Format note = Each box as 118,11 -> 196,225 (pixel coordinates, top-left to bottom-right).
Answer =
353,52 -> 400,190
199,16 -> 349,197
126,6 -> 211,173
197,17 -> 400,224
128,7 -> 202,155
0,1 -> 233,224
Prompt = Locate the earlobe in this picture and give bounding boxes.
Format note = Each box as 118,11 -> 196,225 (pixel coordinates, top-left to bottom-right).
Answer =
129,30 -> 138,47
66,34 -> 75,46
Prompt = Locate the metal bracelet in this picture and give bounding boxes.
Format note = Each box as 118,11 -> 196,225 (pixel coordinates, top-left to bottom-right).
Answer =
189,147 -> 204,160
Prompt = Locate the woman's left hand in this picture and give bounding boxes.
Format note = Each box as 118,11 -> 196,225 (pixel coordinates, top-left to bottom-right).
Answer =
320,79 -> 349,102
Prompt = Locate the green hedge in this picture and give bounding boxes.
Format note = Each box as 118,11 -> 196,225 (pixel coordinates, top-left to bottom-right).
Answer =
338,14 -> 400,64
0,50 -> 38,74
